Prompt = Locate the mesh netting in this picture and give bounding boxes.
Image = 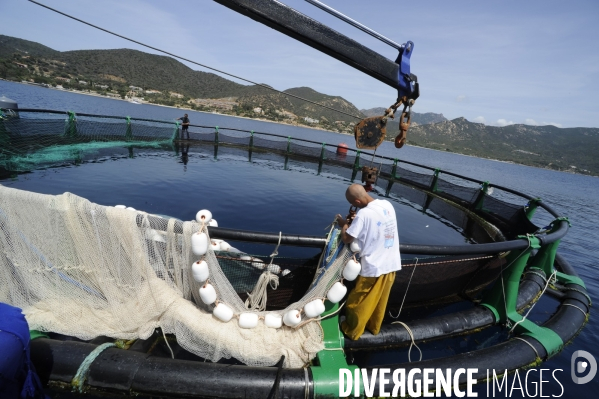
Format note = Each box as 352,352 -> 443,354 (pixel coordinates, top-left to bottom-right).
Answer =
219,132 -> 252,146
389,181 -> 428,208
0,184 -> 355,367
480,194 -> 539,238
0,113 -> 177,172
436,178 -> 481,205
214,255 -> 318,309
396,166 -> 435,189
0,111 -> 549,361
389,255 -> 506,306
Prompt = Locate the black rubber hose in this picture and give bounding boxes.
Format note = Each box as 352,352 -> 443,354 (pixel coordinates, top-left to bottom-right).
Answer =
209,226 -> 328,248
144,213 -> 557,255
373,295 -> 589,391
345,272 -> 546,350
30,339 -> 312,399
372,255 -> 590,391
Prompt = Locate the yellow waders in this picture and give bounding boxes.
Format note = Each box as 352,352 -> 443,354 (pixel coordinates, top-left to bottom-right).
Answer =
341,272 -> 396,340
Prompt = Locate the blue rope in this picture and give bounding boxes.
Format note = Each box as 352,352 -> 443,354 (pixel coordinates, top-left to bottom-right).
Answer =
71,342 -> 116,392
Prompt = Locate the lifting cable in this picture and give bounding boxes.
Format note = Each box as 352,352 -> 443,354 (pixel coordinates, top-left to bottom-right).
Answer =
28,0 -> 363,121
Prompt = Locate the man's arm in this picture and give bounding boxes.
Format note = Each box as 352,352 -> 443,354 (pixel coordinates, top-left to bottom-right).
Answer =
335,214 -> 355,244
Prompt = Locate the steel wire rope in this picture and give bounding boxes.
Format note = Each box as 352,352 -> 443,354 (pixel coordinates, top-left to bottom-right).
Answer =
28,0 -> 364,121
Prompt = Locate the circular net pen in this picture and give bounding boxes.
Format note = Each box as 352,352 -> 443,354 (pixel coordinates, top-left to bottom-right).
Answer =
0,109 -> 576,310
0,109 -> 590,398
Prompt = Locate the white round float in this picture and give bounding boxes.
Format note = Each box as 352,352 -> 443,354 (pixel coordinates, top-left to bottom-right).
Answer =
303,299 -> 325,318
326,282 -> 348,304
343,259 -> 361,281
349,240 -> 361,253
264,313 -> 283,328
199,283 -> 217,305
210,240 -> 221,251
213,303 -> 234,323
219,240 -> 232,251
191,260 -> 209,283
266,264 -> 281,274
196,209 -> 212,224
283,310 -> 302,327
191,232 -> 208,256
238,313 -> 259,329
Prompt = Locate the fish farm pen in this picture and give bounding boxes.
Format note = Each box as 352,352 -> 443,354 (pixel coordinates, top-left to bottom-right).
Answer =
0,109 -> 591,398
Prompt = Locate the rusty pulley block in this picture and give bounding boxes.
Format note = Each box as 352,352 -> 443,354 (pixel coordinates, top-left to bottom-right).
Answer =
384,98 -> 414,149
361,165 -> 378,192
354,116 -> 387,150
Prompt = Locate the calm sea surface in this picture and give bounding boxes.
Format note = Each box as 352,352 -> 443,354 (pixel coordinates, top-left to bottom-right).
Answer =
1,80 -> 598,395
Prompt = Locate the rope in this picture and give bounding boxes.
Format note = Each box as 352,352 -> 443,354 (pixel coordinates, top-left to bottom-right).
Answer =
389,258 -> 418,319
561,286 -> 593,306
499,237 -> 532,329
303,367 -> 310,399
508,270 -> 557,335
320,300 -> 346,321
524,269 -> 548,283
28,0 -> 363,121
294,300 -> 347,329
161,327 -> 175,359
71,342 -> 116,392
401,254 -> 494,267
562,303 -> 589,317
513,337 -> 540,360
245,271 -> 280,311
390,321 -> 422,362
268,232 -> 282,266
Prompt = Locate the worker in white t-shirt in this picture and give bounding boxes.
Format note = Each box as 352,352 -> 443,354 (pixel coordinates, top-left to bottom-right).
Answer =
335,183 -> 401,340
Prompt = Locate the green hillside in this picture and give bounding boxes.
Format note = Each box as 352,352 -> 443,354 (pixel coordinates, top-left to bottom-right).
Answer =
59,49 -> 245,98
0,35 -> 59,59
2,34 -> 598,176
393,117 -> 599,175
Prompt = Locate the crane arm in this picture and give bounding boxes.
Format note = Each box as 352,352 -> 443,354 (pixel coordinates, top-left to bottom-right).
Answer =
212,0 -> 418,101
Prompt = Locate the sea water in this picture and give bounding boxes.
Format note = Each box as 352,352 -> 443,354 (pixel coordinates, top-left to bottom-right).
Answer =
2,80 -> 598,396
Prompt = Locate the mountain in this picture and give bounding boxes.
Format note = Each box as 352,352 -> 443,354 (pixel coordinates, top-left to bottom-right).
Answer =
0,35 -> 59,59
0,35 -> 360,131
393,117 -> 599,175
361,107 -> 447,126
58,49 -> 246,99
237,86 -> 363,125
2,35 -> 598,175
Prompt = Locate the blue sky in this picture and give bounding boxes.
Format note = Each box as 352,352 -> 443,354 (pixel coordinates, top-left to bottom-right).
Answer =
1,0 -> 598,128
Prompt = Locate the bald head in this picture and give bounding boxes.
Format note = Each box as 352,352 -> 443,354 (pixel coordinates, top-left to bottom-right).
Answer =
345,184 -> 373,208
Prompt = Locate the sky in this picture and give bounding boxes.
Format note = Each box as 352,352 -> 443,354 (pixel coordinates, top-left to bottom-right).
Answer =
1,0 -> 598,128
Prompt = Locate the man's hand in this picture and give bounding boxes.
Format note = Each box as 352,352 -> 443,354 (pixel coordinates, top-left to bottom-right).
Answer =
335,214 -> 354,244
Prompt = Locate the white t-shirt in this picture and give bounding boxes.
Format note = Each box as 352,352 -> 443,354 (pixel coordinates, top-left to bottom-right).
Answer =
346,199 -> 401,277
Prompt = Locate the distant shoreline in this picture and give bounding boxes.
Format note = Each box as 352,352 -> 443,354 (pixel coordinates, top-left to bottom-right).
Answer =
2,79 -> 351,137
2,80 -> 595,178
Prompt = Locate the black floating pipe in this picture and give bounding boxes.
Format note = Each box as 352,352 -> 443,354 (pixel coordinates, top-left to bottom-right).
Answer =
142,213 -> 328,248
345,272 -> 546,350
144,213 -> 566,254
372,254 -> 591,392
30,339 -> 312,399
373,294 -> 589,391
209,226 -> 328,248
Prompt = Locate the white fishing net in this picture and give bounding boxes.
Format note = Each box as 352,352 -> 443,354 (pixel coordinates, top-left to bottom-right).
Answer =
0,185 -> 351,367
